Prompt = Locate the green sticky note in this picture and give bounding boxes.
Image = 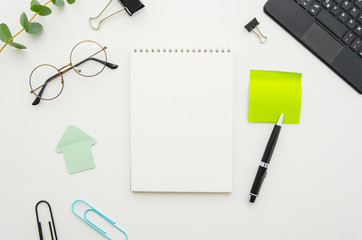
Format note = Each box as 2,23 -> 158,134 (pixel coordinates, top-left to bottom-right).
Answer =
248,70 -> 302,123
56,125 -> 96,174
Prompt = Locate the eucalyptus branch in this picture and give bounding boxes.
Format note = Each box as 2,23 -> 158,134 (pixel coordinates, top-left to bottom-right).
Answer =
0,0 -> 75,54
2,2 -> 45,45
0,4 -> 43,52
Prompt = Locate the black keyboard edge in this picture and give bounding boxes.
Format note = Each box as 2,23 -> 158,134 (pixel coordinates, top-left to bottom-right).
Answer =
264,0 -> 362,94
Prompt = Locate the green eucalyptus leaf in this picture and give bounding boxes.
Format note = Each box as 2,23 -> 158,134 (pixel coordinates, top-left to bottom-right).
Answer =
66,0 -> 75,4
8,41 -> 27,49
38,6 -> 52,16
30,0 -> 42,12
30,5 -> 42,13
20,12 -> 30,31
0,23 -> 13,42
28,22 -> 43,34
52,0 -> 65,7
31,0 -> 41,6
30,0 -> 52,15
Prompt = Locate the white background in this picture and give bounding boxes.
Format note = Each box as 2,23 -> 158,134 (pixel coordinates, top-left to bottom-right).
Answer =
0,0 -> 362,239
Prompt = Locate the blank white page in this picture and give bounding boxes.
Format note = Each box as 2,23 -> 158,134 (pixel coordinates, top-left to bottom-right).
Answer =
130,47 -> 233,192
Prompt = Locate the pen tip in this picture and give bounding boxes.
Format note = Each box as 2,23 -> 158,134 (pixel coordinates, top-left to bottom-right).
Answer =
277,113 -> 283,126
249,195 -> 256,203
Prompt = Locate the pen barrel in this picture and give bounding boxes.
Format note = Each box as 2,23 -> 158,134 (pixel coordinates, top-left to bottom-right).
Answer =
250,166 -> 267,197
249,123 -> 282,202
261,125 -> 281,164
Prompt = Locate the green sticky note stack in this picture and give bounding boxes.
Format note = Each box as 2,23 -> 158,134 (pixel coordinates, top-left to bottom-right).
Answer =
248,70 -> 302,123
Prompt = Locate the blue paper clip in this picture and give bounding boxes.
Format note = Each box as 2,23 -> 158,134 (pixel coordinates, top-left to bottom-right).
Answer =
71,200 -> 128,240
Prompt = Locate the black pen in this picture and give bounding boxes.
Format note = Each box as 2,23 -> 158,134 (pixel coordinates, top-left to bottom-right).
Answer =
249,113 -> 283,203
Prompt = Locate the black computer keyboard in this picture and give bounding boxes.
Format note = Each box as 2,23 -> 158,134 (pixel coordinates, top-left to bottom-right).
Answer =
299,0 -> 362,57
265,0 -> 362,93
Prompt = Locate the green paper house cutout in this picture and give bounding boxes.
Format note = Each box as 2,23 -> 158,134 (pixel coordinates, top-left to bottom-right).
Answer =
56,125 -> 96,174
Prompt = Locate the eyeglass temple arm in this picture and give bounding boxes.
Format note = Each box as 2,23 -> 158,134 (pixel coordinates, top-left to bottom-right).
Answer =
32,58 -> 118,105
88,58 -> 118,69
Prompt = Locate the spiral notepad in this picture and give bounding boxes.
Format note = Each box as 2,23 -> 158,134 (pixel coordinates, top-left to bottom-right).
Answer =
130,47 -> 234,192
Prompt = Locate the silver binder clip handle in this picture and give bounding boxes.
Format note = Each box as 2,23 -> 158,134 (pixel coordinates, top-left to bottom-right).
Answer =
89,0 -> 125,30
252,26 -> 268,44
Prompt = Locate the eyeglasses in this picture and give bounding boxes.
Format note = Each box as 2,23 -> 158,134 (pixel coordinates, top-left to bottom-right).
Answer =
29,40 -> 118,105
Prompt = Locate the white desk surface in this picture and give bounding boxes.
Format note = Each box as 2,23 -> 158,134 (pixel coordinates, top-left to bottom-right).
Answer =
1,0 -> 361,239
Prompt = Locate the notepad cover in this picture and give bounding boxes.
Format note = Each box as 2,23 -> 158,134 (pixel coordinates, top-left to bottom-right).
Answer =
130,48 -> 233,192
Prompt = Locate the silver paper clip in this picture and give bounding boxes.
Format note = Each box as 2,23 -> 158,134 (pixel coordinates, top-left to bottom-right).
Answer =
72,200 -> 128,240
35,200 -> 58,240
89,0 -> 145,30
244,18 -> 268,44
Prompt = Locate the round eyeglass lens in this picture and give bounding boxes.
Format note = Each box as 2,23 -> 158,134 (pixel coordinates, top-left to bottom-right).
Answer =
70,40 -> 107,77
29,64 -> 64,100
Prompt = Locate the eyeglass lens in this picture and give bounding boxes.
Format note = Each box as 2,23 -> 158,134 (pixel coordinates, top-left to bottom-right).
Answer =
70,41 -> 107,77
30,64 -> 64,100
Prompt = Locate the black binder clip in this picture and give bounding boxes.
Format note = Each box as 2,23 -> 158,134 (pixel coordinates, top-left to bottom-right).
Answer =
35,200 -> 58,240
89,0 -> 145,30
244,18 -> 267,44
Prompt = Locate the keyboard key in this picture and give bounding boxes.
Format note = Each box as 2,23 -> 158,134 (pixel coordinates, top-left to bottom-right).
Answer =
355,0 -> 362,8
341,0 -> 352,10
331,5 -> 341,15
309,3 -> 322,15
349,7 -> 359,18
347,18 -> 357,28
334,0 -> 343,3
350,38 -> 362,51
358,48 -> 362,57
338,12 -> 349,22
343,31 -> 356,44
322,0 -> 333,9
358,15 -> 362,24
300,0 -> 313,8
354,25 -> 362,36
317,10 -> 348,38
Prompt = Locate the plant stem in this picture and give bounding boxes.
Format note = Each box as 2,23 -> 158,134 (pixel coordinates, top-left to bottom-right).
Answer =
0,0 -> 52,53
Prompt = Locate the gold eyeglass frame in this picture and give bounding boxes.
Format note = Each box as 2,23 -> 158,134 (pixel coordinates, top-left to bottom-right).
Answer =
29,40 -> 108,101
